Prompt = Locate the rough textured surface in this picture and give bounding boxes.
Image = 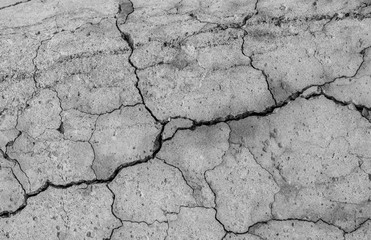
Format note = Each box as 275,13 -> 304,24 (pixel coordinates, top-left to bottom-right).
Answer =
224,233 -> 262,240
8,130 -> 96,193
158,123 -> 230,207
166,207 -> 225,240
0,184 -> 120,240
206,145 -> 279,232
230,97 -> 371,231
346,220 -> 371,240
91,105 -> 162,179
111,221 -> 168,240
109,159 -> 195,223
0,164 -> 25,214
324,47 -> 371,107
250,220 -> 344,240
1,0 -> 371,239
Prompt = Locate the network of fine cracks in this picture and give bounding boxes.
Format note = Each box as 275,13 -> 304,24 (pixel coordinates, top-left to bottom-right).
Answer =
1,1 -> 371,239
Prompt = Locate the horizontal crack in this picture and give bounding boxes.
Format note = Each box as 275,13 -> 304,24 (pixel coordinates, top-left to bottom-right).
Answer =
0,0 -> 31,11
0,122 -> 165,218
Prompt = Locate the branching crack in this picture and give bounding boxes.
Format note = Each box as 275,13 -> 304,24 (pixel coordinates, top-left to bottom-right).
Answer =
114,0 -> 162,124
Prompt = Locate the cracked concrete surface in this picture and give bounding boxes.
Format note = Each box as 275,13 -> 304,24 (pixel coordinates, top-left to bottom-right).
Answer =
1,0 -> 371,239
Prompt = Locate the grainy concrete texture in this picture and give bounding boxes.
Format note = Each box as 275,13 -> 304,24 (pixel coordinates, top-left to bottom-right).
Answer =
0,0 -> 371,239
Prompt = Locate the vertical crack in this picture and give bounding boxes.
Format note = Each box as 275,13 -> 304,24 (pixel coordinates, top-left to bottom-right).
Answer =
114,0 -> 163,124
1,136 -> 31,193
248,54 -> 277,105
240,31 -> 277,105
105,183 -> 123,240
203,166 -> 229,235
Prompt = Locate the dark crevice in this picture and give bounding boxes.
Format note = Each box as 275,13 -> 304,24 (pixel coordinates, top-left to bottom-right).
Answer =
74,102 -> 143,116
0,121 -> 165,218
114,0 -> 163,124
105,183 -> 123,240
241,218 -> 347,236
160,42 -> 370,134
344,218 -> 371,235
203,168 -> 228,236
0,0 -> 31,11
246,53 -> 277,105
1,134 -> 31,192
56,121 -> 64,134
313,91 -> 371,123
2,3 -> 371,239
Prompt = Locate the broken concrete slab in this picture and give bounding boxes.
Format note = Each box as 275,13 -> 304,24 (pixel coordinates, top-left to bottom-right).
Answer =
91,104 -> 162,179
136,27 -> 275,121
60,109 -> 98,142
158,123 -> 230,207
119,1 -> 275,121
229,96 -> 371,231
16,89 -> 61,139
1,0 -> 371,238
8,130 -> 95,193
162,118 -> 194,140
109,159 -> 195,223
243,18 -> 371,102
0,76 -> 35,150
35,18 -> 141,115
206,145 -> 279,232
324,47 -> 371,108
0,165 -> 25,214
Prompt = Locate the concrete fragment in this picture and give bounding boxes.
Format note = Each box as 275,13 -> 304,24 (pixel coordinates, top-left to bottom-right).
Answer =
229,96 -> 371,231
61,110 -> 98,142
301,86 -> 321,98
346,220 -> 371,240
0,77 -> 35,148
0,33 -> 39,76
8,130 -> 95,193
206,145 -> 279,232
17,89 -> 61,139
162,118 -> 193,140
0,129 -> 19,152
91,105 -> 162,179
324,48 -> 371,108
120,3 -> 275,121
0,184 -> 120,240
0,165 -> 25,213
109,159 -> 195,223
158,123 -> 230,207
166,207 -> 225,240
243,18 -> 371,102
36,19 -> 141,114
